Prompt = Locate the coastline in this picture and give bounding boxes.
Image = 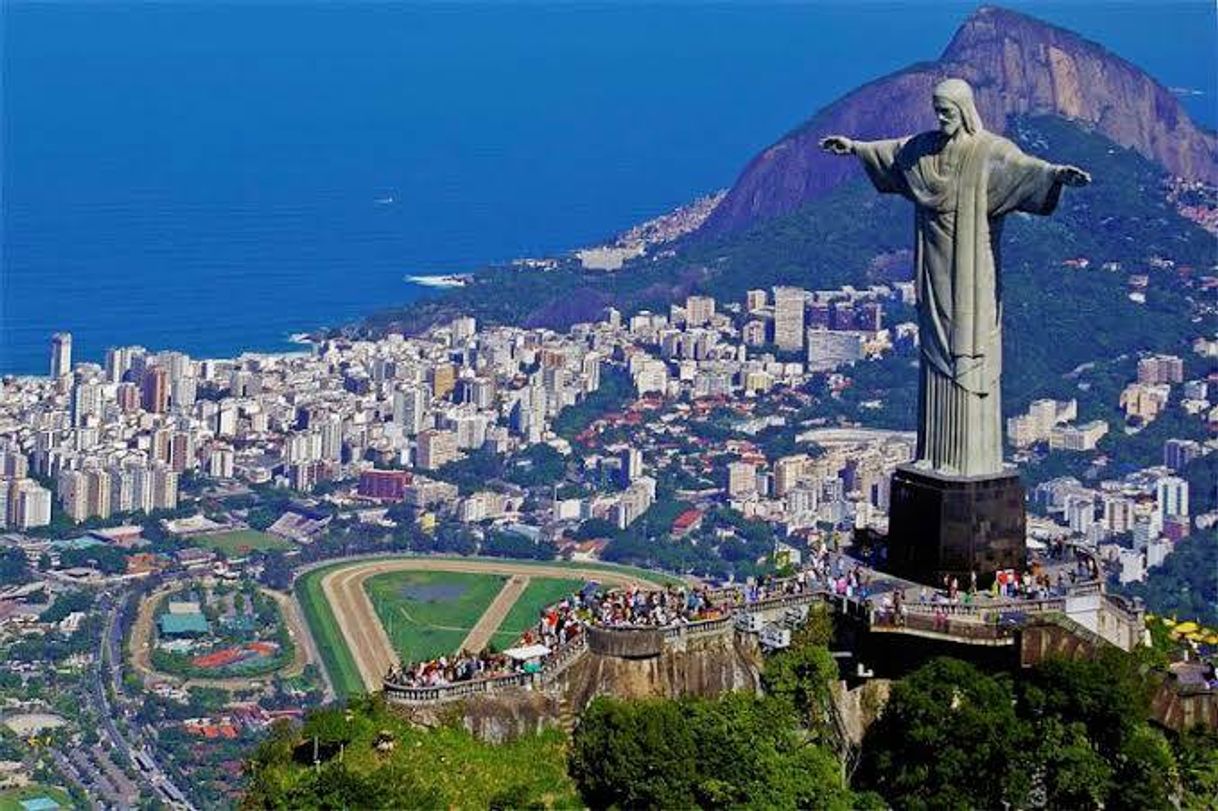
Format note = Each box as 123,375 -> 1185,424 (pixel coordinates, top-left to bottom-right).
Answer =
3,194 -> 721,377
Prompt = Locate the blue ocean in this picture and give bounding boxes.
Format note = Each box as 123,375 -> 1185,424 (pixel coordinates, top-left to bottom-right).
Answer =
3,1 -> 1215,374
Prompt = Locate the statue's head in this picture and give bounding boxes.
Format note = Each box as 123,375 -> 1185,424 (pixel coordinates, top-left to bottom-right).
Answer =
932,78 -> 984,138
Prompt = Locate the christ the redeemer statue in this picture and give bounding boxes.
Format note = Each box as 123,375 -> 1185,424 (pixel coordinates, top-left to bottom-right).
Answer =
821,78 -> 1090,478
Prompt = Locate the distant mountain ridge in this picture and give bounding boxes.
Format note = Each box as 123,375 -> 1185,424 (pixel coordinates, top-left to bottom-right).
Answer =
702,5 -> 1218,236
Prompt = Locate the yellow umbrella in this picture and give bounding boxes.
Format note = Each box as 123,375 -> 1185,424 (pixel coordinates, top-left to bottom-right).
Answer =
1204,634 -> 1218,645
1187,631 -> 1205,642
1175,621 -> 1199,634
1162,618 -> 1177,627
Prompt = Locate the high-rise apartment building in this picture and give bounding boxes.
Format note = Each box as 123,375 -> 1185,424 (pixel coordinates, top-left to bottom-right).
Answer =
1137,354 -> 1184,385
619,447 -> 643,484
772,287 -> 806,352
208,447 -> 236,479
727,461 -> 758,498
806,330 -> 864,372
50,333 -> 72,379
70,382 -> 104,427
1102,493 -> 1135,534
104,346 -> 144,383
1164,438 -> 1203,471
141,366 -> 171,413
773,455 -> 807,498
116,383 -> 141,413
431,364 -> 457,400
1156,476 -> 1189,521
58,468 -> 112,522
416,429 -> 458,470
151,466 -> 179,511
685,295 -> 715,327
393,386 -> 429,436
358,469 -> 413,501
4,479 -> 51,530
170,432 -> 196,473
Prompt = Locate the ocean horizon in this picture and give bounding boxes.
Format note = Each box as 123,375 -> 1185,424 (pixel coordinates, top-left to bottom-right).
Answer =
4,1 -> 1215,375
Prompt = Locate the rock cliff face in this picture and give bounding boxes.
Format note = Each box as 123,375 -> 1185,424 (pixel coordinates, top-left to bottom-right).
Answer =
702,6 -> 1217,236
395,631 -> 763,743
560,629 -> 763,711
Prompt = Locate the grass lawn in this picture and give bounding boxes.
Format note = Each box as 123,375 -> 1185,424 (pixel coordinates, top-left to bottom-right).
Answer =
296,562 -> 368,697
364,571 -> 506,662
191,529 -> 292,556
295,555 -> 686,697
491,578 -> 585,649
0,785 -> 76,811
245,698 -> 579,808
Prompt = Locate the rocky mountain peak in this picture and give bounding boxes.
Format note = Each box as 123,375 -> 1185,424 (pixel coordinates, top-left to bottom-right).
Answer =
700,5 -> 1217,237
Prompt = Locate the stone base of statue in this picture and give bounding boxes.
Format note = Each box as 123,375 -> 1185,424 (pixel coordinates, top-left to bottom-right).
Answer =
886,463 -> 1026,587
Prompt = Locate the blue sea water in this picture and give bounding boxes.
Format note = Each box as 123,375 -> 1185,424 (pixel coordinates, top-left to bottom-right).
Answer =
3,1 -> 1215,375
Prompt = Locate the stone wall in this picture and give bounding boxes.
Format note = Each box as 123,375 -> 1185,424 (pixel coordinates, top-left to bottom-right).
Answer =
392,628 -> 763,742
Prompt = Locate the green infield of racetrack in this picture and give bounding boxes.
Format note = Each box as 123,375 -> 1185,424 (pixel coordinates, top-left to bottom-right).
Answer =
295,556 -> 682,698
364,571 -> 507,662
191,528 -> 292,556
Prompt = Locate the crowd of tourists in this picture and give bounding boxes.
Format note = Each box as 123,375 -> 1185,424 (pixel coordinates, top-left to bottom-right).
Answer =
385,648 -> 520,688
384,581 -> 739,688
384,540 -> 1109,689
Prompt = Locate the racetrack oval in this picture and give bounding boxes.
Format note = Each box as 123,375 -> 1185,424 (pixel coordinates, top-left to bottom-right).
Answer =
313,558 -> 668,693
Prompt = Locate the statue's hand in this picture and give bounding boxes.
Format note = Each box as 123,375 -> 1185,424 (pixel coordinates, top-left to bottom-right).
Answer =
1056,164 -> 1091,187
820,136 -> 854,156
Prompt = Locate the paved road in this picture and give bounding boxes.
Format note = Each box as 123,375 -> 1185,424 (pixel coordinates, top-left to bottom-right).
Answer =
97,595 -> 196,810
319,558 -> 666,693
459,575 -> 530,653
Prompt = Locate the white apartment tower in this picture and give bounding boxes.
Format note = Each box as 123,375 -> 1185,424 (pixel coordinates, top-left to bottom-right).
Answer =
51,332 -> 72,379
772,287 -> 806,352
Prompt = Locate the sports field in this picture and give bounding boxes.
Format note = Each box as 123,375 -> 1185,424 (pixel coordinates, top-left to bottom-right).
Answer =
295,556 -> 679,696
191,529 -> 292,556
0,785 -> 76,811
363,571 -> 507,661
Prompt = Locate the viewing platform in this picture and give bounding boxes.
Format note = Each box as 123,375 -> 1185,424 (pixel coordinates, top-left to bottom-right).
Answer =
382,555 -> 1144,708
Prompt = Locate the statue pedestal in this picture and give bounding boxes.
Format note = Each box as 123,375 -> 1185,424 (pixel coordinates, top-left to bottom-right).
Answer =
886,464 -> 1026,587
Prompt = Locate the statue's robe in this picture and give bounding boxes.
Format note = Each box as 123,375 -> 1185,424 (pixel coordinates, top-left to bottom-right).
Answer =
854,131 -> 1064,477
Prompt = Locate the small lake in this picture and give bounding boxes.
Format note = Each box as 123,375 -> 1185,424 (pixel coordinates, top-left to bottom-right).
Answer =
399,581 -> 472,604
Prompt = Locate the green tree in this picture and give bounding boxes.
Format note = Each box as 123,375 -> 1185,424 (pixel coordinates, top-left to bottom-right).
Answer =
1175,726 -> 1218,810
570,697 -> 698,809
858,657 -> 1028,810
1017,650 -> 1149,763
570,694 -> 854,810
1015,717 -> 1112,809
1109,725 -> 1177,811
761,622 -> 838,733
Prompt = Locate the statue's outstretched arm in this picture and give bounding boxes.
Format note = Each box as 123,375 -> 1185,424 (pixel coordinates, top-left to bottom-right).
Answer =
1054,164 -> 1092,187
820,136 -> 855,156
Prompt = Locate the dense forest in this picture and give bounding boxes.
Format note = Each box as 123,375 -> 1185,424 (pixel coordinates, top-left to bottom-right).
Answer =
242,606 -> 1218,809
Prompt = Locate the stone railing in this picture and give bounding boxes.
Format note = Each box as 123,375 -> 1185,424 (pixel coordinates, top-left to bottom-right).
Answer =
586,625 -> 666,658
901,596 -> 1068,618
540,634 -> 588,679
383,670 -> 534,705
678,615 -> 736,640
382,559 -> 1114,705
871,610 -> 1016,642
